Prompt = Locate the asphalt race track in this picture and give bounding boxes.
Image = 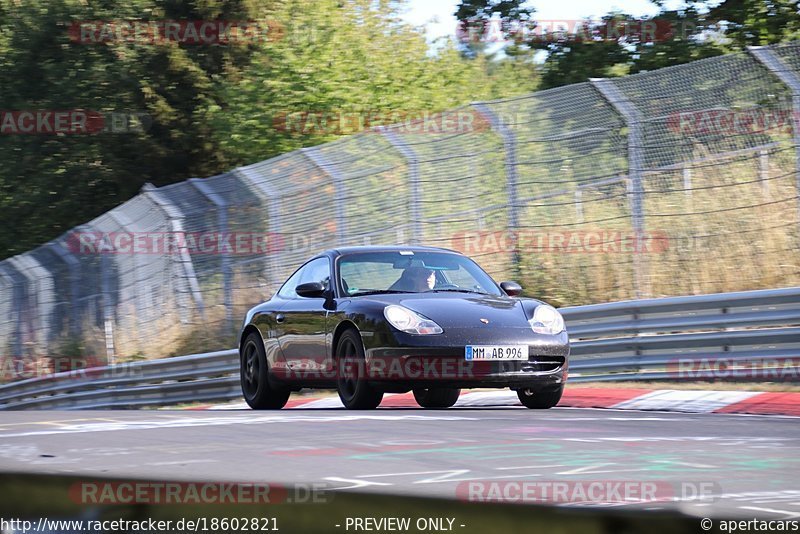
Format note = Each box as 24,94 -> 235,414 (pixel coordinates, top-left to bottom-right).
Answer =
0,406 -> 798,520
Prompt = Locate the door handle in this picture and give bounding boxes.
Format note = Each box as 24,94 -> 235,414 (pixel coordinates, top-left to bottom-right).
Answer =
275,314 -> 285,324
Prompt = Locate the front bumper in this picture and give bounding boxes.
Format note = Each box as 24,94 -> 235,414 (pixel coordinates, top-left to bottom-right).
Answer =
361,327 -> 569,391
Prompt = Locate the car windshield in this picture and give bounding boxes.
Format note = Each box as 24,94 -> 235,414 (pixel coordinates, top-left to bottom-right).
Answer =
338,251 -> 502,296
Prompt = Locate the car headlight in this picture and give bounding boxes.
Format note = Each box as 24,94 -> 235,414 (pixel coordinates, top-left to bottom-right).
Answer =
384,305 -> 443,335
528,304 -> 565,335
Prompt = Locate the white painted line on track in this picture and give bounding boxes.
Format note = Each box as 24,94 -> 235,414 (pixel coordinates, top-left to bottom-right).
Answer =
0,413 -> 478,438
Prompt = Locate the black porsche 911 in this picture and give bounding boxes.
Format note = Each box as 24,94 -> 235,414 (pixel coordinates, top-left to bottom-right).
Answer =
239,246 -> 569,410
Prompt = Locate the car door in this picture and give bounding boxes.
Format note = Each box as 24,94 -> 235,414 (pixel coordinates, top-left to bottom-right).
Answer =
275,257 -> 332,373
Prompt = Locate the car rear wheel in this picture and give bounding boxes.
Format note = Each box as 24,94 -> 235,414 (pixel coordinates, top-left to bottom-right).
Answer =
413,388 -> 461,409
517,385 -> 563,409
336,329 -> 383,409
241,332 -> 290,409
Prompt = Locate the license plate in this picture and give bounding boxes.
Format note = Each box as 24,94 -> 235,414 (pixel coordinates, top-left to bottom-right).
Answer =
465,345 -> 528,361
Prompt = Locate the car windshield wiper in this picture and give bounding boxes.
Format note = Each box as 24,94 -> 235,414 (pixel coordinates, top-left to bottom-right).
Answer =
349,289 -> 408,296
428,288 -> 490,295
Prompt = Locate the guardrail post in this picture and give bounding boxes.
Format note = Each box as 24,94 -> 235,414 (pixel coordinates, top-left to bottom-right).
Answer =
302,147 -> 348,245
381,129 -> 422,244
140,184 -> 206,321
748,46 -> 800,238
590,79 -> 648,299
471,103 -> 521,277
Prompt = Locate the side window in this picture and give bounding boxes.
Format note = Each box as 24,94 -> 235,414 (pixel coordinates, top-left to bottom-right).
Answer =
277,266 -> 304,299
298,258 -> 331,291
277,258 -> 331,300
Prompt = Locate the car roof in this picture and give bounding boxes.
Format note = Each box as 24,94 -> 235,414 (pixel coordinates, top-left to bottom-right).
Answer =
325,245 -> 462,257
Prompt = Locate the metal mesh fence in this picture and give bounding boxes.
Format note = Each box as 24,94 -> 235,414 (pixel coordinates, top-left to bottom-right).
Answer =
1,43 -> 799,367
479,82 -> 631,305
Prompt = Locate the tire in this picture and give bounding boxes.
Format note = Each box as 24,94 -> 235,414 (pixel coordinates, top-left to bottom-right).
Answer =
413,388 -> 461,409
517,385 -> 563,409
335,329 -> 383,409
240,332 -> 290,409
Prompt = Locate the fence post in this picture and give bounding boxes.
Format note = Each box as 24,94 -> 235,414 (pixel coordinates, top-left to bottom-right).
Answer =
100,257 -> 115,363
189,178 -> 233,330
7,254 -> 54,355
381,129 -> 422,244
683,166 -> 692,197
104,207 -> 138,358
0,263 -> 23,362
759,149 -> 770,194
748,46 -> 800,236
233,167 -> 284,290
590,79 -> 648,299
574,189 -> 584,223
381,129 -> 421,244
302,147 -> 348,244
46,239 -> 81,337
470,102 -> 521,277
96,233 -> 116,364
140,184 -> 206,322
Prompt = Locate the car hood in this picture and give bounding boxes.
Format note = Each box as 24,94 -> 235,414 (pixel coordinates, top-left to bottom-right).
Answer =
368,293 -> 538,329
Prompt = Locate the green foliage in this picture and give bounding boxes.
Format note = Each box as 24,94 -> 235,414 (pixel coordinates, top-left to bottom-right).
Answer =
0,0 -> 258,257
707,0 -> 800,47
453,0 -> 800,88
0,0 -> 538,259
211,0 -> 538,165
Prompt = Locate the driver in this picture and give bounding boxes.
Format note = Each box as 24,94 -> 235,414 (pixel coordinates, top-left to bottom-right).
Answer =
390,266 -> 436,292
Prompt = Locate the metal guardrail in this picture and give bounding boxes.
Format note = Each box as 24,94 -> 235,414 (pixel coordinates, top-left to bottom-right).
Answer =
1,287 -> 798,410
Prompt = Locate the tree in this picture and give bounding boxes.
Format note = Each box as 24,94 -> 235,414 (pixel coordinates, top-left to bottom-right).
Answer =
0,0 -> 539,259
211,0 -> 539,165
0,0 -> 261,257
455,0 -> 800,88
706,0 -> 800,48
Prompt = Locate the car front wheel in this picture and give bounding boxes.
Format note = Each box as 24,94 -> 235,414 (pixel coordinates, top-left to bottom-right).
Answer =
517,385 -> 563,409
336,329 -> 384,409
241,332 -> 290,409
413,388 -> 461,408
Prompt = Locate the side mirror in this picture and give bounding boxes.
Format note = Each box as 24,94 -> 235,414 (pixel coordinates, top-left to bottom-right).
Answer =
296,282 -> 327,298
500,281 -> 522,297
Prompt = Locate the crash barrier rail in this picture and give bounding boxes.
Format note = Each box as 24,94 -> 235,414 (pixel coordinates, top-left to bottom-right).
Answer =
0,286 -> 797,410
